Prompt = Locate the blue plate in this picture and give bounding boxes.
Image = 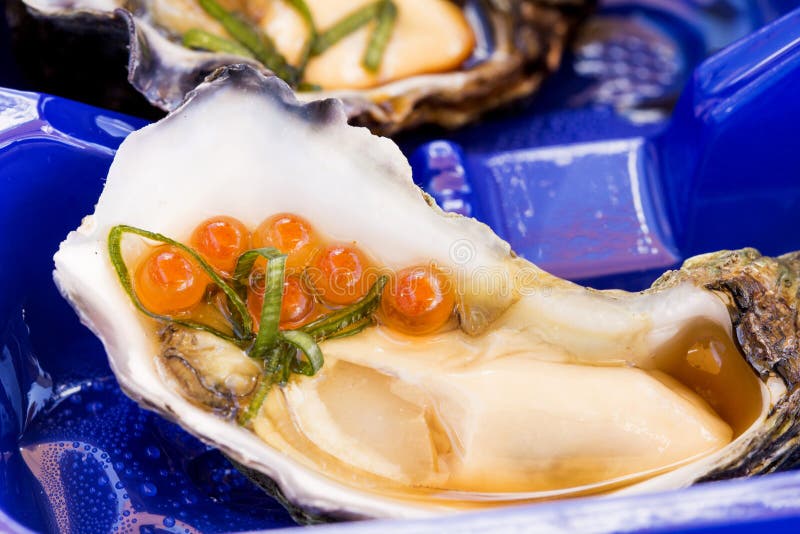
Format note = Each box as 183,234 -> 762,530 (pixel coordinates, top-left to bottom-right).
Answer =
2,1 -> 800,532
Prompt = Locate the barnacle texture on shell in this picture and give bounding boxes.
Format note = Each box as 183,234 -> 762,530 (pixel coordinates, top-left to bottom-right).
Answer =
53,67 -> 800,521
13,0 -> 595,134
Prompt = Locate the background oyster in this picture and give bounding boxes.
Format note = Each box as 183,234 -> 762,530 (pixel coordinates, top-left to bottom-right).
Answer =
9,0 -> 594,133
53,66 -> 800,521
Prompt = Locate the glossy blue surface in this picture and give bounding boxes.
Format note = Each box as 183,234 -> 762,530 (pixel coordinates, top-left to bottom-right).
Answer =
2,1 -> 800,533
408,1 -> 800,290
660,7 -> 800,257
275,469 -> 800,533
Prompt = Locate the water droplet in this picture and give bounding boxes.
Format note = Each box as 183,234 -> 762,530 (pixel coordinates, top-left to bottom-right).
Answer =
162,516 -> 176,528
145,446 -> 161,459
140,482 -> 158,497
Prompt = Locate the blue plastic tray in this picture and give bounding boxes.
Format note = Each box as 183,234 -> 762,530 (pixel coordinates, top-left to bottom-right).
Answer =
2,1 -> 800,532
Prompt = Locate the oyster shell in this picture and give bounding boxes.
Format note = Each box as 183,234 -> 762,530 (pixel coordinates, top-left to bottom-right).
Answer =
53,66 -> 800,521
14,0 -> 594,134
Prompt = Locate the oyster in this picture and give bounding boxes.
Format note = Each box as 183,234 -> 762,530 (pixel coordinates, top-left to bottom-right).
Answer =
53,66 -> 800,521
13,0 -> 594,134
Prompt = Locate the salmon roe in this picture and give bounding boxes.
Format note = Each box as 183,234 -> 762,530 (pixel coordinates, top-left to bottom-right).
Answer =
309,243 -> 375,306
253,213 -> 318,271
380,264 -> 456,335
190,216 -> 251,275
134,245 -> 208,315
134,213 -> 458,336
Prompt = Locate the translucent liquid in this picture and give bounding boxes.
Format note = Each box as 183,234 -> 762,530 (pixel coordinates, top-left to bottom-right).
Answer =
251,320 -> 764,510
651,320 -> 762,438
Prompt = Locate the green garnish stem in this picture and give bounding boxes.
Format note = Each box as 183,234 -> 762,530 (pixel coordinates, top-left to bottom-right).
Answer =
197,0 -> 297,83
238,345 -> 283,425
250,252 -> 287,360
283,0 -> 317,76
302,275 -> 388,341
363,0 -> 397,72
182,28 -> 255,58
311,1 -> 384,56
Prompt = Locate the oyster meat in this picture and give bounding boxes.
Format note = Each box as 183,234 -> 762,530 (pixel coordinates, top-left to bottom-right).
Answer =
54,66 -> 800,521
14,0 -> 594,133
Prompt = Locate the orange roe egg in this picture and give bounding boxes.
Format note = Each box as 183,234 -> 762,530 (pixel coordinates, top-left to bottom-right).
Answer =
380,264 -> 456,335
310,243 -> 374,305
253,213 -> 318,271
134,245 -> 208,315
247,274 -> 316,330
190,216 -> 251,275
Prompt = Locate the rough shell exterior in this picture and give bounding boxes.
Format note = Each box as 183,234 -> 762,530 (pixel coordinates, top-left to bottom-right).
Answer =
652,248 -> 800,480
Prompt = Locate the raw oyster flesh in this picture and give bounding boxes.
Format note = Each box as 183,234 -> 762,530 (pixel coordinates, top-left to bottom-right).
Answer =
14,0 -> 595,134
53,66 -> 800,520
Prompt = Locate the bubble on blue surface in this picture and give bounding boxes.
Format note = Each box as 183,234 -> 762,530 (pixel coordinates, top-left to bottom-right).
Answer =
141,482 -> 158,497
163,516 -> 176,527
16,374 -> 295,532
57,449 -> 117,533
85,401 -> 104,414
